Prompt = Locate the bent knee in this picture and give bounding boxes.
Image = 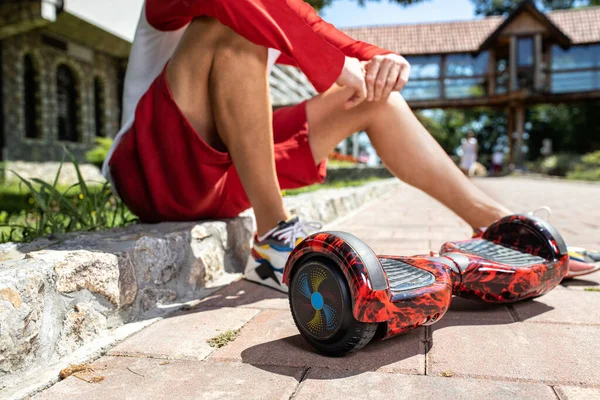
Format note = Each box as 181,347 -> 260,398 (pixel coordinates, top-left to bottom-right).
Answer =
361,91 -> 406,116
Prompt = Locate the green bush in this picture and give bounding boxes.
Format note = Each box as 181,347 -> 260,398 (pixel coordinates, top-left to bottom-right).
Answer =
581,150 -> 600,167
567,168 -> 600,181
539,153 -> 581,177
0,163 -> 4,185
85,137 -> 113,168
1,150 -> 136,244
565,150 -> 600,182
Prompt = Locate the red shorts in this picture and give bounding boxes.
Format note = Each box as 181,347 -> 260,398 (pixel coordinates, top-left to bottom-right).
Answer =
109,68 -> 326,222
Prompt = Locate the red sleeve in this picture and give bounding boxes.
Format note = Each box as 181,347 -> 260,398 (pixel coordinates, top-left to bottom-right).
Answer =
286,0 -> 394,61
146,0 -> 346,93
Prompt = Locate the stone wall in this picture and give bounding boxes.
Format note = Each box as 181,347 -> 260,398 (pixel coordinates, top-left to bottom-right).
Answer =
0,29 -> 122,162
0,179 -> 400,392
3,161 -> 104,185
325,165 -> 393,183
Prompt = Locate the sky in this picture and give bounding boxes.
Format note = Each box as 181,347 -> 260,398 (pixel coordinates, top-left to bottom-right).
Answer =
65,0 -> 477,42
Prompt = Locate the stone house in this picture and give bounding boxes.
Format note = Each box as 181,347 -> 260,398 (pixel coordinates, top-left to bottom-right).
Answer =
0,0 -> 130,162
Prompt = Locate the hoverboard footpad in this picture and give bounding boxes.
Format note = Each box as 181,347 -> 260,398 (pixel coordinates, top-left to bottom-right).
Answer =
379,257 -> 435,293
454,239 -> 545,267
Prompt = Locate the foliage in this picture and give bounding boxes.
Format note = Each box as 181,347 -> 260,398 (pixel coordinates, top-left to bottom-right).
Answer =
305,0 -> 429,11
0,150 -> 136,244
529,103 -> 600,159
417,108 -> 508,164
0,182 -> 108,214
206,329 -> 240,348
566,150 -> 600,181
470,0 -> 600,16
537,153 -> 581,176
581,150 -> 600,167
85,137 -> 113,169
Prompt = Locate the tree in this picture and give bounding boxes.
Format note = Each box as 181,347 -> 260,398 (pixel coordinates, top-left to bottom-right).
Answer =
305,0 -> 428,12
470,0 -> 600,16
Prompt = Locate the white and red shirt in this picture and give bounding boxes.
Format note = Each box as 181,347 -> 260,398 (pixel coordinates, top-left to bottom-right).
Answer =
103,0 -> 392,181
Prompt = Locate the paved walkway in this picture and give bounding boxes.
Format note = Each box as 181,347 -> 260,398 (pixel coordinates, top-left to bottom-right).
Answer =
34,177 -> 600,400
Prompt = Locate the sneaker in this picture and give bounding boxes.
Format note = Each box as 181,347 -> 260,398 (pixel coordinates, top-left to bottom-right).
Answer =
471,208 -> 600,279
244,216 -> 322,292
565,248 -> 600,279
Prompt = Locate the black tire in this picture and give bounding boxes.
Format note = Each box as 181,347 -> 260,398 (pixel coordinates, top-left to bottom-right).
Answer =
288,257 -> 378,356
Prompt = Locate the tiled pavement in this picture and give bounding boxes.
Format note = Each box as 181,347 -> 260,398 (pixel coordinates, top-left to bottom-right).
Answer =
34,177 -> 600,400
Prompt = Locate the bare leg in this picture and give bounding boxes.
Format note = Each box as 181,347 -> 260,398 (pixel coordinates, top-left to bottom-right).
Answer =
307,86 -> 511,228
167,18 -> 289,235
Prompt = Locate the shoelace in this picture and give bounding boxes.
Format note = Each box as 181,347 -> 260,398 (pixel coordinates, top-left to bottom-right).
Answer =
272,220 -> 323,248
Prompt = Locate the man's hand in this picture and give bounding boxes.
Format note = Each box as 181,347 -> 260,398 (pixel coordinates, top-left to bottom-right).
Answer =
364,54 -> 411,102
335,57 -> 367,110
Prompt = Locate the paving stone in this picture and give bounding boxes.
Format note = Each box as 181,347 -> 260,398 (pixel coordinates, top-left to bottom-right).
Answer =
429,320 -> 600,385
512,289 -> 600,325
108,307 -> 259,360
211,309 -> 425,374
555,386 -> 600,400
295,369 -> 557,400
32,357 -> 302,400
193,279 -> 288,310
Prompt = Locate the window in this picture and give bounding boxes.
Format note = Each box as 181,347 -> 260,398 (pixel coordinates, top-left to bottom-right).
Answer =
93,77 -> 105,137
551,44 -> 600,93
446,52 -> 489,77
517,37 -> 534,67
495,57 -> 509,94
444,52 -> 489,99
23,54 -> 41,139
56,64 -> 79,142
403,56 -> 442,100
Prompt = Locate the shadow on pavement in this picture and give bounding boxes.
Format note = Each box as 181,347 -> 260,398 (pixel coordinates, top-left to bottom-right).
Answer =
561,278 -> 599,288
233,295 -> 554,380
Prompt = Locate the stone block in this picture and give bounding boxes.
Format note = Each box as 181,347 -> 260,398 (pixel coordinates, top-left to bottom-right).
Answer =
32,357 -> 302,400
108,307 -> 260,361
0,259 -> 50,376
296,369 -> 557,400
555,386 -> 600,400
428,320 -> 600,385
211,309 -> 425,375
34,250 -> 120,307
56,303 -> 107,357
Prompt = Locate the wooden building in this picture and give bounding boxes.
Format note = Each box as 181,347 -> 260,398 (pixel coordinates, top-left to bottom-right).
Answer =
344,1 -> 600,164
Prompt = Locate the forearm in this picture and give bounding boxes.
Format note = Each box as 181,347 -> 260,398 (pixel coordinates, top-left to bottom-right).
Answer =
290,0 -> 394,61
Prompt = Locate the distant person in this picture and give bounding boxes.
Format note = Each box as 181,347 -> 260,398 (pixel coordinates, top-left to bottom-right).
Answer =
492,149 -> 504,175
103,0 -> 598,292
540,138 -> 553,157
460,131 -> 478,174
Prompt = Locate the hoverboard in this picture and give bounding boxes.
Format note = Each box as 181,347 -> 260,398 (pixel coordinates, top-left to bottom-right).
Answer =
282,214 -> 569,356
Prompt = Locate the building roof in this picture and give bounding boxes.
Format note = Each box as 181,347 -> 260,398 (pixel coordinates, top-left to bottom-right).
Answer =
45,11 -> 131,58
342,6 -> 600,56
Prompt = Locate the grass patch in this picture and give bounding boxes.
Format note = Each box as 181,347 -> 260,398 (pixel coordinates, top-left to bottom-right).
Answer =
584,288 -> 600,292
1,150 -> 136,244
282,177 -> 383,197
206,329 -> 240,348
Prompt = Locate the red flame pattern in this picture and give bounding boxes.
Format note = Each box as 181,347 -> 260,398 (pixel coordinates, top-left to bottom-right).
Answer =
283,215 -> 569,341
